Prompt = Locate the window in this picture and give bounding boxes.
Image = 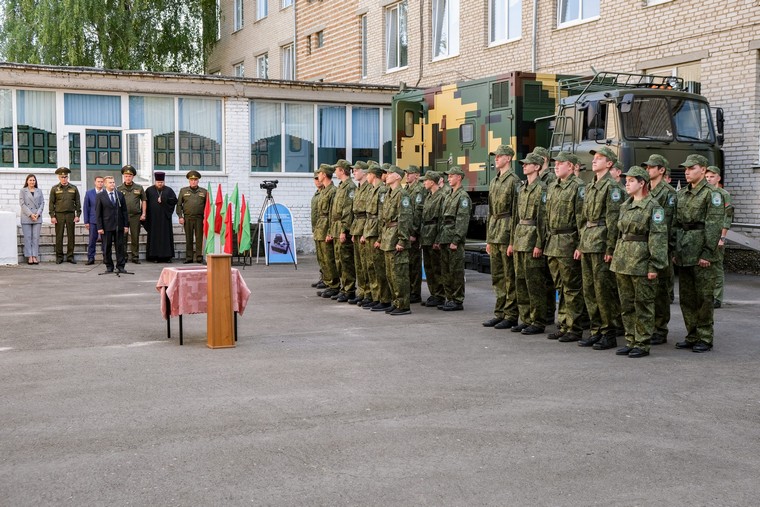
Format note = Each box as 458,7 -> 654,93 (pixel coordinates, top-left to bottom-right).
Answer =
0,89 -> 13,167
251,101 -> 281,172
672,99 -> 713,144
386,1 -> 408,71
318,105 -> 346,165
64,94 -> 121,126
285,103 -> 314,173
557,0 -> 599,26
316,31 -> 324,48
1,89 -> 58,169
647,62 -> 702,94
234,62 -> 245,77
382,107 -> 392,163
432,0 -> 459,59
256,54 -> 269,79
215,0 -> 221,40
257,0 -> 268,20
233,0 -> 244,31
281,44 -> 294,80
361,15 -> 368,78
129,95 -> 175,170
282,0 -> 293,7
178,98 -> 222,171
490,0 -> 522,44
645,0 -> 674,5
352,107 -> 380,162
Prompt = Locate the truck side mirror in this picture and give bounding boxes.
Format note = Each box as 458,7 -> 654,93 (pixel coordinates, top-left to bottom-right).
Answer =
715,108 -> 725,146
620,93 -> 633,114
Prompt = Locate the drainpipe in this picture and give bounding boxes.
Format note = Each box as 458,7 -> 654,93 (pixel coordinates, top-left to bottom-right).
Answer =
415,0 -> 425,87
531,0 -> 538,72
293,0 -> 297,79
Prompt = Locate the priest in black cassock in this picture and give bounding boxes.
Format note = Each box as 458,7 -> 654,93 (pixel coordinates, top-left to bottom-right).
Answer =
144,171 -> 178,262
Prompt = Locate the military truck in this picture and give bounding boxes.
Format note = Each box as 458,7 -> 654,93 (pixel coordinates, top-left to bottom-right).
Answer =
392,70 -> 724,240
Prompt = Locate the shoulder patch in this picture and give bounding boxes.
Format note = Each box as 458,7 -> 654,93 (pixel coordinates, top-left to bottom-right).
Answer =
461,198 -> 469,208
667,194 -> 676,207
610,188 -> 622,202
349,190 -> 355,199
652,207 -> 665,224
711,191 -> 723,207
401,196 -> 410,208
379,193 -> 385,203
415,193 -> 423,204
578,187 -> 585,200
541,192 -> 547,203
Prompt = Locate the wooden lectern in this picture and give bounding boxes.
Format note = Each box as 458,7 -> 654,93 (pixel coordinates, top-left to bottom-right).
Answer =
207,254 -> 236,348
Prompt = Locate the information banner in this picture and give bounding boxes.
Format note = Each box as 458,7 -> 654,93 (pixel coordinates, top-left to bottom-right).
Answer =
263,203 -> 297,265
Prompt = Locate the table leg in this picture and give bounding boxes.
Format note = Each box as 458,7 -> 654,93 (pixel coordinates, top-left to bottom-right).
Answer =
234,312 -> 238,342
179,315 -> 183,346
165,292 -> 171,339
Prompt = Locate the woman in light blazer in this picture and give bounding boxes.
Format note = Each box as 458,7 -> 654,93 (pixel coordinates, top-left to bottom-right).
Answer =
19,174 -> 45,264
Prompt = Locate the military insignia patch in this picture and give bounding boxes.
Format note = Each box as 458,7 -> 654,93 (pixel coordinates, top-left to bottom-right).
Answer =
415,194 -> 423,204
667,194 -> 676,207
611,188 -> 622,202
349,190 -> 355,199
579,187 -> 586,200
461,198 -> 469,208
541,192 -> 547,203
402,197 -> 411,207
380,194 -> 385,203
711,192 -> 723,207
652,208 -> 664,224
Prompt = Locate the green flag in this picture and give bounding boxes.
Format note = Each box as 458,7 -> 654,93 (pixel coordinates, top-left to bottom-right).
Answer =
231,183 -> 240,233
239,194 -> 251,253
204,184 -> 215,254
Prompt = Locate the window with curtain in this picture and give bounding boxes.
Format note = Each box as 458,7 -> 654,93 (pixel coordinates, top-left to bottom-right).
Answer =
318,106 -> 346,165
257,54 -> 269,79
285,103 -> 314,173
382,107 -> 392,164
15,90 -> 57,168
1,89 -> 14,167
129,95 -> 176,170
490,0 -> 522,44
234,0 -> 244,31
558,0 -> 599,26
281,45 -> 294,80
352,107 -> 379,162
432,0 -> 459,59
251,101 -> 282,172
386,1 -> 408,71
64,93 -> 121,127
257,0 -> 268,20
361,15 -> 368,78
178,98 -> 222,171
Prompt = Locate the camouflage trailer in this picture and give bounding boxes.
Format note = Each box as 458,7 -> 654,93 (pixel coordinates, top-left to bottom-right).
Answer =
392,70 -> 724,240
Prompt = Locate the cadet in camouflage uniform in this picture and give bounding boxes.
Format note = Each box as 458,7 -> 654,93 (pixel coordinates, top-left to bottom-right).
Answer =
533,146 -> 558,326
176,171 -> 207,263
508,153 -> 548,334
420,171 -> 446,307
610,167 -> 668,358
49,167 -> 81,264
642,154 -> 677,344
329,160 -> 357,302
673,155 -> 725,353
545,152 -> 586,342
483,145 -> 521,328
439,167 -> 472,311
310,172 -> 325,289
117,165 -> 147,263
314,164 -> 340,298
705,166 -> 733,308
365,164 -> 392,311
577,147 -> 624,350
378,166 -> 412,315
349,161 -> 370,305
405,165 -> 426,304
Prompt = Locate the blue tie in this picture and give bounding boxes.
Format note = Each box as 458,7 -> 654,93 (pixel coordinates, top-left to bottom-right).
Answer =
110,192 -> 115,205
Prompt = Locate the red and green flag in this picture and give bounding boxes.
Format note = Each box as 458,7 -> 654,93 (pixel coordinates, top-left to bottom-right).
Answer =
214,184 -> 223,234
238,194 -> 251,253
223,202 -> 234,254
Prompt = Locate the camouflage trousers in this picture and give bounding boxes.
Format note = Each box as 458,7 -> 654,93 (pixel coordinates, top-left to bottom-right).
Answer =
488,242 -> 518,320
616,273 -> 656,351
385,249 -> 410,310
409,240 -> 423,300
352,236 -> 369,299
514,251 -> 548,328
714,245 -> 725,303
548,255 -> 585,334
441,243 -> 466,304
367,239 -> 390,304
422,245 -> 445,302
314,238 -> 323,281
333,237 -> 355,294
543,259 -> 557,324
653,263 -> 673,338
678,264 -> 716,345
316,240 -> 339,290
581,252 -> 622,336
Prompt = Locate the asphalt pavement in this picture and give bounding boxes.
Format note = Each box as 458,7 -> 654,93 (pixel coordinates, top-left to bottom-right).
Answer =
1,257 -> 759,506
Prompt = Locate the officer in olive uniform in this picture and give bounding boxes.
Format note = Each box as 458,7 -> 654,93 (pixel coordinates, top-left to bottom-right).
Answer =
117,165 -> 147,263
509,153 -> 548,334
483,145 -> 521,328
673,154 -> 725,353
364,164 -> 392,311
545,151 -> 586,342
49,167 -> 81,264
310,172 -> 325,288
420,171 -> 446,306
329,160 -> 357,302
705,166 -> 733,308
176,171 -> 207,263
380,166 -> 413,315
532,146 -> 558,326
642,154 -> 677,344
577,147 -> 623,350
610,167 -> 668,358
349,161 -> 371,305
314,164 -> 340,298
439,167 -> 472,311
405,165 -> 426,304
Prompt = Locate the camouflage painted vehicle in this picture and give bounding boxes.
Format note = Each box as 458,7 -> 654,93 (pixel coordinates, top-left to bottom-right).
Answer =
392,70 -> 724,239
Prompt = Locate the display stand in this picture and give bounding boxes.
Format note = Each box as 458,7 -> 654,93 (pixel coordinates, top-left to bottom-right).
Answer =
207,254 -> 235,349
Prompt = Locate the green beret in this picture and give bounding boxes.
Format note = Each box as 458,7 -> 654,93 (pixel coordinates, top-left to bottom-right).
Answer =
186,170 -> 201,180
622,166 -> 650,182
489,144 -> 515,157
121,165 -> 137,176
519,153 -> 544,165
679,154 -> 709,168
590,147 -> 618,162
55,167 -> 71,176
640,154 -> 669,168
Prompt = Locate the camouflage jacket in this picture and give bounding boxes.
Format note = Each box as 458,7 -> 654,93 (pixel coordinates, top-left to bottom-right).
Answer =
310,188 -> 321,230
380,185 -> 411,252
420,188 -> 445,246
49,183 -> 81,216
649,180 -> 677,254
349,181 -> 371,237
578,172 -> 623,255
363,182 -> 385,239
544,174 -> 585,258
313,183 -> 336,241
540,169 -> 557,186
511,179 -> 547,252
406,180 -> 426,238
673,178 -> 724,266
439,186 -> 472,245
713,186 -> 734,231
486,169 -> 521,244
610,195 -> 668,276
329,178 -> 356,237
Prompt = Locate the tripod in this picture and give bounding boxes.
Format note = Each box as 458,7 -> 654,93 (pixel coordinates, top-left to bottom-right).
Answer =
256,188 -> 297,269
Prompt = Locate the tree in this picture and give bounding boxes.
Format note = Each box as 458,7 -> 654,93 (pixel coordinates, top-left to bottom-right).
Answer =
0,0 -> 218,73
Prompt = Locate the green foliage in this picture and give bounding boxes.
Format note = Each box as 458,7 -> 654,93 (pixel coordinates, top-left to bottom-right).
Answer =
0,0 -> 218,73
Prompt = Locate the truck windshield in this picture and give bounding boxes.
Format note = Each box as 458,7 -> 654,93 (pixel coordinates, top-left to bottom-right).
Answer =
621,96 -> 714,143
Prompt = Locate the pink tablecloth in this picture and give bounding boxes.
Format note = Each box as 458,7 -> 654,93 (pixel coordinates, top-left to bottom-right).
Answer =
156,267 -> 251,318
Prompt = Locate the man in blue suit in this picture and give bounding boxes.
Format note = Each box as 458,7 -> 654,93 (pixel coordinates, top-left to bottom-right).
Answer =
83,175 -> 105,265
96,176 -> 129,273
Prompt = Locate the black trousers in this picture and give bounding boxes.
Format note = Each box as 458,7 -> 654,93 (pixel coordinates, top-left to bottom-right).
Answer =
104,229 -> 126,270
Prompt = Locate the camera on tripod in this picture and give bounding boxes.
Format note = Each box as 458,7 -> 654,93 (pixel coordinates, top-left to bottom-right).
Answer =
260,180 -> 279,191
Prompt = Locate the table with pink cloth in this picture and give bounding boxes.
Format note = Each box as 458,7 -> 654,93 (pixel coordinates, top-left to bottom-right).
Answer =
155,266 -> 252,345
